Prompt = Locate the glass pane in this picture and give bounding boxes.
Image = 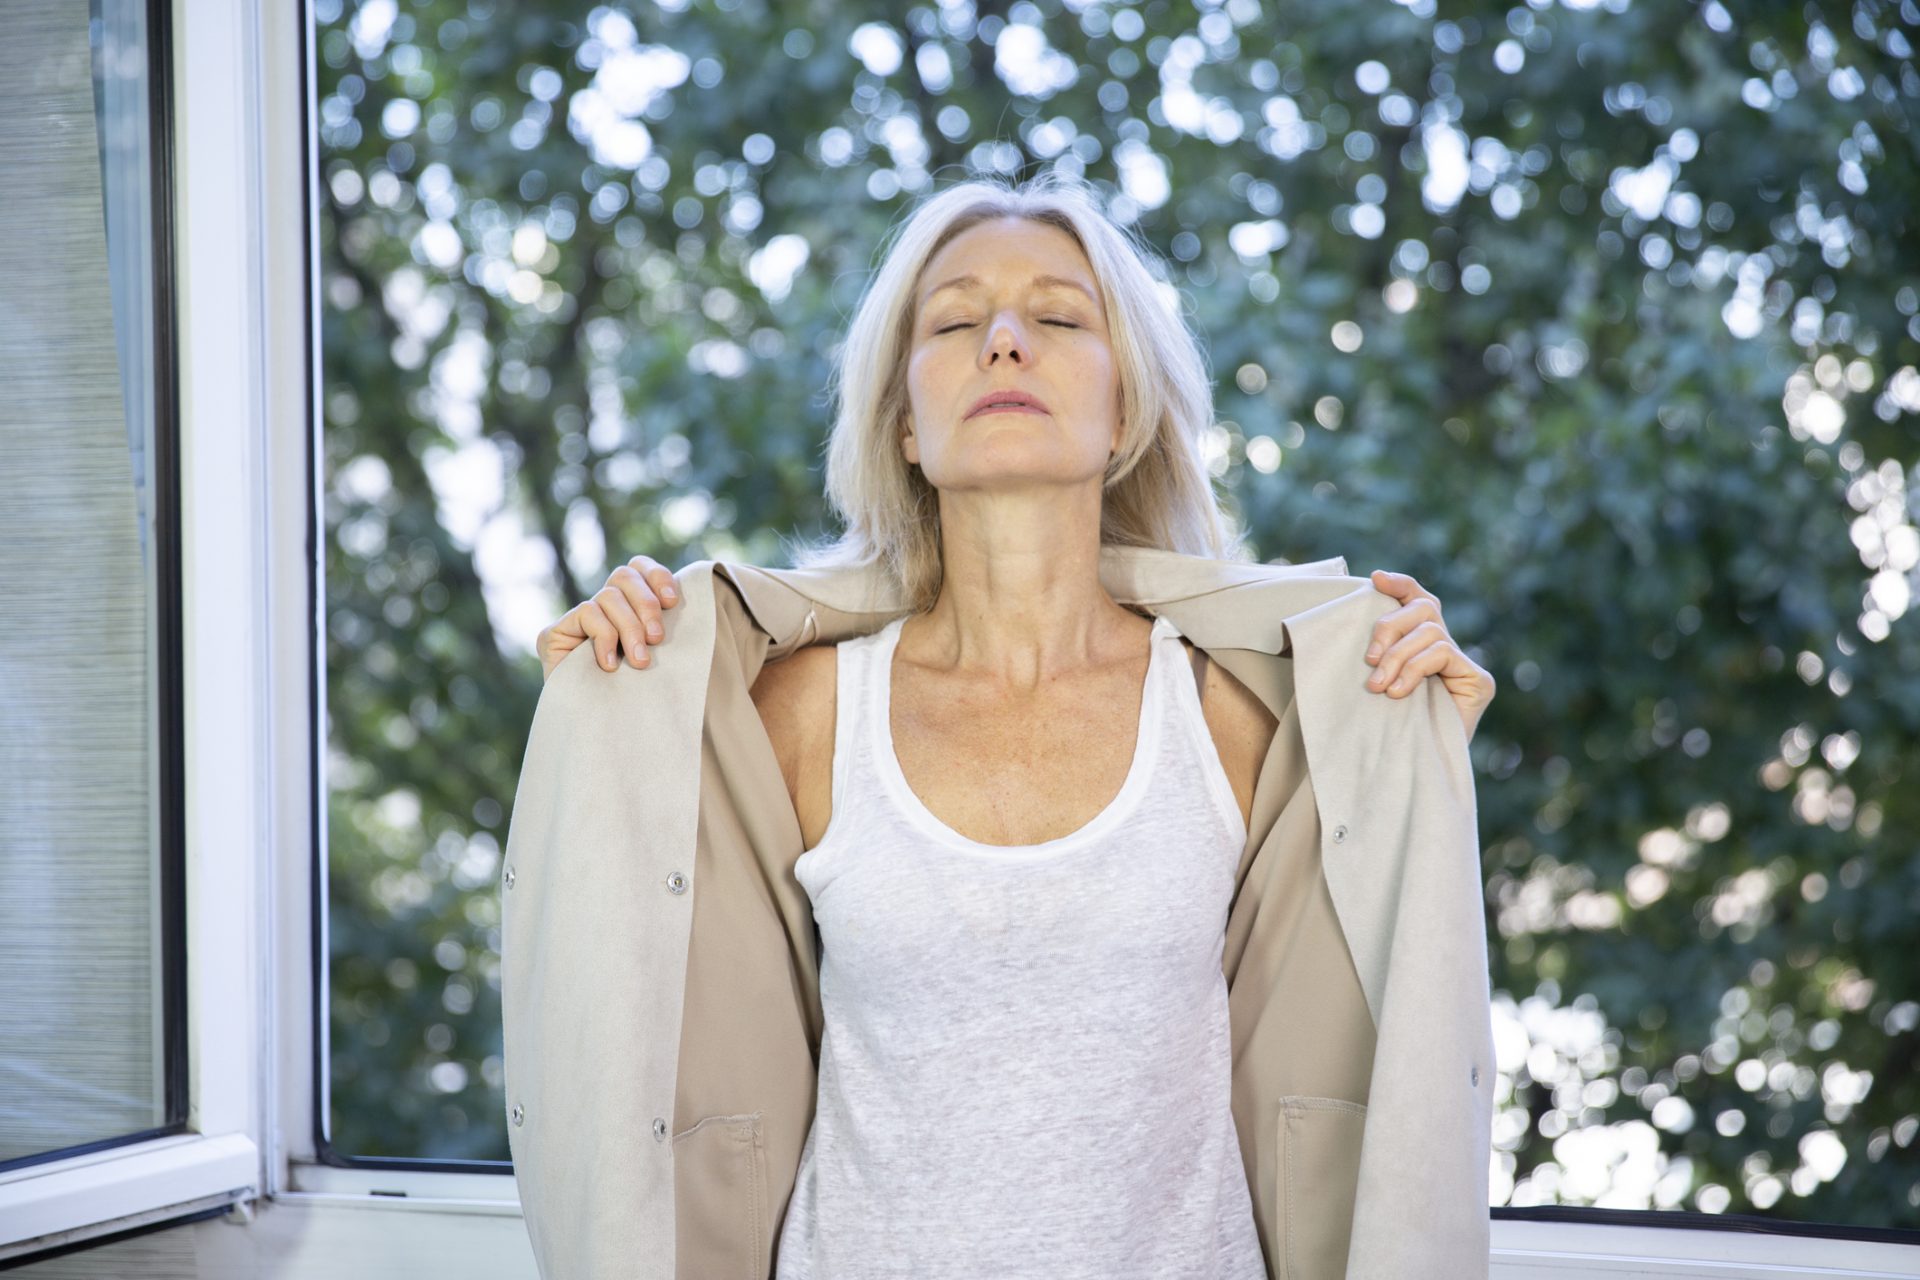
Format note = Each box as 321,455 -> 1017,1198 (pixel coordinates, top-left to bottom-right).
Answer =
314,2 -> 512,1163
311,0 -> 1920,1240
0,0 -> 171,1166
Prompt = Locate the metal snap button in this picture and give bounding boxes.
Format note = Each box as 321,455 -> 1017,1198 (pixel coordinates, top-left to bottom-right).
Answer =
511,1103 -> 525,1126
1332,824 -> 1348,843
1470,1065 -> 1480,1086
666,871 -> 688,894
653,1117 -> 668,1141
504,865 -> 515,889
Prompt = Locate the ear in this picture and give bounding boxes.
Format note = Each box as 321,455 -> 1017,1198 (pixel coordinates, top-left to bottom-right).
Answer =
901,415 -> 919,466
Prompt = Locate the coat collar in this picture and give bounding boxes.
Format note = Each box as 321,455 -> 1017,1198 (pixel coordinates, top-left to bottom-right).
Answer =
706,544 -> 1368,716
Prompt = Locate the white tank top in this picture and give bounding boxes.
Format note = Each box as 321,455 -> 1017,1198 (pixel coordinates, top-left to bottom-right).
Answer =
773,612 -> 1265,1280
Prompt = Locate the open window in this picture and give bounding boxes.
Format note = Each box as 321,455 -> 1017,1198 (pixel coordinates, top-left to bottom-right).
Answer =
0,0 -> 257,1260
1,0 -> 1917,1276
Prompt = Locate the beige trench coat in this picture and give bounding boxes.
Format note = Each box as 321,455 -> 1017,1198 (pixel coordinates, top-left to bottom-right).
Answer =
500,544 -> 1495,1279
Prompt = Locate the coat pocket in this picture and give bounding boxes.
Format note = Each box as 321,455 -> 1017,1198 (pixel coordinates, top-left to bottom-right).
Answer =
673,1111 -> 769,1280
1272,1095 -> 1367,1280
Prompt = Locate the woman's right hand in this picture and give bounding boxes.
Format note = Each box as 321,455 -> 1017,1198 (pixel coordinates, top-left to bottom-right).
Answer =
537,555 -> 684,682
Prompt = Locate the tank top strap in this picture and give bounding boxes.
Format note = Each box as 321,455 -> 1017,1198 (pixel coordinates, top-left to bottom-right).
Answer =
1149,611 -> 1249,848
828,616 -> 903,817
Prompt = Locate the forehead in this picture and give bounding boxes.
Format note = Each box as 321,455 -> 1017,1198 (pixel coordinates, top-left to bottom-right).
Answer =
917,218 -> 1100,305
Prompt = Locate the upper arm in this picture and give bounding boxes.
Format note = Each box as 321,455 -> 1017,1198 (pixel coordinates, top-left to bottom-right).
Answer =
748,643 -> 838,843
1196,653 -> 1279,831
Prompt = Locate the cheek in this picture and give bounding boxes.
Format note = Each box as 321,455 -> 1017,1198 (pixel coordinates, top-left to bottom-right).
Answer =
1068,346 -> 1120,404
906,346 -> 970,414
905,344 -> 948,391
903,349 -> 932,411
1070,332 -> 1113,367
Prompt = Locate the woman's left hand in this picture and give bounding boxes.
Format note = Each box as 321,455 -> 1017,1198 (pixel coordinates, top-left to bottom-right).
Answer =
1363,569 -> 1497,744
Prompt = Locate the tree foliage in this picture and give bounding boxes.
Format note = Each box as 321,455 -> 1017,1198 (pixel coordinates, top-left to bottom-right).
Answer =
316,0 -> 1918,1226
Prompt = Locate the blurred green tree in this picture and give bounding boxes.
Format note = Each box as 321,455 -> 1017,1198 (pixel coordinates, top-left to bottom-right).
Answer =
315,0 -> 1918,1228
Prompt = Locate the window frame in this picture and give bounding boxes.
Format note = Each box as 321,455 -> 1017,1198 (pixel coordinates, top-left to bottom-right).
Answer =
11,0 -> 1917,1271
268,0 -> 1920,1266
0,0 -> 259,1256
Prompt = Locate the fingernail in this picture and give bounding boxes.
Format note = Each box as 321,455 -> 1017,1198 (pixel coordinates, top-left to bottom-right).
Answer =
662,586 -> 676,600
648,624 -> 663,642
1365,644 -> 1382,662
602,653 -> 616,669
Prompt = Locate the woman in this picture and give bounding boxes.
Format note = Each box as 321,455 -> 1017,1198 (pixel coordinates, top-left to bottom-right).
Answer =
529,173 -> 1494,1277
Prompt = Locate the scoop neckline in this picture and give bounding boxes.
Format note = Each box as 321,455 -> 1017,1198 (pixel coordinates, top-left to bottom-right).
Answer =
871,612 -> 1171,859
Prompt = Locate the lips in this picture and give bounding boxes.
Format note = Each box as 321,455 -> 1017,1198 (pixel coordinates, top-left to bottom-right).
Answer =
966,388 -> 1051,418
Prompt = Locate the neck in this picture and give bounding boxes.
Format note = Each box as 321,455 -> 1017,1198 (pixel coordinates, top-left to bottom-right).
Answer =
904,485 -> 1141,687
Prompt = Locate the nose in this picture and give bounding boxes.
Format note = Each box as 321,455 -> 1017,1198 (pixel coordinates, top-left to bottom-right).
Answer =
981,313 -> 1028,365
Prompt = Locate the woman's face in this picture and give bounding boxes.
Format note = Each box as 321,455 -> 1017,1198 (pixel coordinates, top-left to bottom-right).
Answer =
901,217 -> 1121,496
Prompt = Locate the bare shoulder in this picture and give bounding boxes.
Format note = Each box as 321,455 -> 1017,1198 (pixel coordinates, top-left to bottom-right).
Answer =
749,642 -> 836,770
1185,640 -> 1279,828
748,642 -> 837,841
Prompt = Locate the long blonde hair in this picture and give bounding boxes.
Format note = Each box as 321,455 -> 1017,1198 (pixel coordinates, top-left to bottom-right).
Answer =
783,170 -> 1254,613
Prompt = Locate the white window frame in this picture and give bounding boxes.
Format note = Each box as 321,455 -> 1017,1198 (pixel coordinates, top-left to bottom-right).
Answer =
2,0 -> 1915,1273
0,0 -> 268,1259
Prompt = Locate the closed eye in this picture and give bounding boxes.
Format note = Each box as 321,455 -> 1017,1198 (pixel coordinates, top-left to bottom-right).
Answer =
934,320 -> 1081,334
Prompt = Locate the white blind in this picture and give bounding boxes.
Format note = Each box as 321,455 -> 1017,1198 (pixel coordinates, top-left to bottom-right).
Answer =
0,0 -> 164,1162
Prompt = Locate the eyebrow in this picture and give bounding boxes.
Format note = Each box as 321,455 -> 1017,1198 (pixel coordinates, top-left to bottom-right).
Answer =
921,272 -> 1101,308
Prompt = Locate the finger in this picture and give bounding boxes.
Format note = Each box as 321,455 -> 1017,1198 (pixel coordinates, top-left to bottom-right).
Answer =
540,607 -> 591,670
1368,568 -> 1441,622
609,564 -> 669,645
623,555 -> 680,609
1380,645 -> 1452,696
1368,568 -> 1428,598
538,626 -> 582,681
569,602 -> 624,671
594,586 -> 652,668
1366,620 -> 1448,691
1365,597 -> 1443,665
628,556 -> 680,608
1365,643 -> 1442,697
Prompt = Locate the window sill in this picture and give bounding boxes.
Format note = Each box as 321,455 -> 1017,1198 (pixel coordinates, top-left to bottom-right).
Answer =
286,1161 -> 520,1210
0,1131 -> 258,1261
1492,1215 -> 1920,1277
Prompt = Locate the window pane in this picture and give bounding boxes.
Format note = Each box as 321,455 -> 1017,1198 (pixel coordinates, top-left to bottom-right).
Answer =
0,0 -> 175,1166
314,0 -> 512,1162
311,0 -> 1919,1239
